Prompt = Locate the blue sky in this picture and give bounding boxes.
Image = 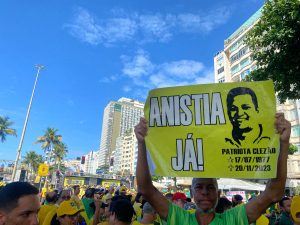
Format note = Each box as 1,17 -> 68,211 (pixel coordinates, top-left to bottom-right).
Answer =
0,0 -> 264,161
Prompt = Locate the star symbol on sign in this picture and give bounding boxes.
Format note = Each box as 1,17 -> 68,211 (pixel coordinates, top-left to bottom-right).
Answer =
228,157 -> 234,163
228,165 -> 234,171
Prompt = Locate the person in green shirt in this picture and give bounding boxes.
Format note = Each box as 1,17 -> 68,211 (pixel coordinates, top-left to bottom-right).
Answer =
135,113 -> 291,225
278,197 -> 293,225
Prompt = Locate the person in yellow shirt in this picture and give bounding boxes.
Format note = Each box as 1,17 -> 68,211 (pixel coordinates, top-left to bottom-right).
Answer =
133,193 -> 143,220
38,191 -> 58,225
41,187 -> 48,203
71,185 -> 82,207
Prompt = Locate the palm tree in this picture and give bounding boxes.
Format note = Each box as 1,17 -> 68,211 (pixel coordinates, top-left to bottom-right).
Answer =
52,142 -> 68,170
35,127 -> 62,163
22,151 -> 44,174
0,116 -> 17,142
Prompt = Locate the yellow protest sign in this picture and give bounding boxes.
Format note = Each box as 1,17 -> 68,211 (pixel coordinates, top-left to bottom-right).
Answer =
144,80 -> 279,178
102,179 -> 120,188
38,164 -> 49,177
34,175 -> 41,183
64,177 -> 85,186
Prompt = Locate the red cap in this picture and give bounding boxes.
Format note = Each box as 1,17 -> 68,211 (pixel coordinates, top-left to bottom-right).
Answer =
172,192 -> 187,201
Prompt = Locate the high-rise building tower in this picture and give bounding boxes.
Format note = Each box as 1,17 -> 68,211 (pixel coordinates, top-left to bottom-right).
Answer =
97,98 -> 144,168
112,130 -> 137,176
213,7 -> 300,152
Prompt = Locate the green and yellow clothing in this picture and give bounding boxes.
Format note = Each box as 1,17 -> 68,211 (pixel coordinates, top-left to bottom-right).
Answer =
71,194 -> 82,208
133,202 -> 142,219
82,198 -> 95,220
133,221 -> 154,225
38,204 -> 57,225
167,202 -> 248,225
42,207 -> 58,225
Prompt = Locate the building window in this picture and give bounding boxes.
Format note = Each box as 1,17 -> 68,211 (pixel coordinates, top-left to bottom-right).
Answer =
240,57 -> 250,69
230,46 -> 248,64
231,65 -> 239,75
217,66 -> 224,74
218,77 -> 225,83
291,125 -> 300,137
289,109 -> 298,121
241,69 -> 250,80
217,56 -> 224,63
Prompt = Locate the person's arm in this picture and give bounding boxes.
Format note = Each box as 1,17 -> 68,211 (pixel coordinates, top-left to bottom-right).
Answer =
246,113 -> 291,223
92,194 -> 104,225
135,118 -> 169,220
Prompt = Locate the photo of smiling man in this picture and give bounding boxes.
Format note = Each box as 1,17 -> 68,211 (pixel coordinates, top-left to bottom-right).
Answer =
225,87 -> 271,147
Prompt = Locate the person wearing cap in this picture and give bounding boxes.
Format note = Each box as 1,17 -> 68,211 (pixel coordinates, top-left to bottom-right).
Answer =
278,197 -> 293,225
56,200 -> 84,225
42,189 -> 75,225
172,192 -> 187,209
135,114 -> 291,225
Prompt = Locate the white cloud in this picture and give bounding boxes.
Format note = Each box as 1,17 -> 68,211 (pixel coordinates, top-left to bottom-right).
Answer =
160,60 -> 204,78
122,86 -> 132,92
65,7 -> 137,46
139,14 -> 174,42
120,50 -> 214,98
177,7 -> 231,33
99,75 -> 118,83
121,49 -> 154,78
66,8 -> 102,45
65,6 -> 232,46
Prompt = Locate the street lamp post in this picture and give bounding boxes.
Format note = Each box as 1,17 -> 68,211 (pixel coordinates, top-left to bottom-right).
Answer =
11,64 -> 44,181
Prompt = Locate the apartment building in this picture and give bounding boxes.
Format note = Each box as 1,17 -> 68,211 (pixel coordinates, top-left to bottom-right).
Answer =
213,7 -> 300,152
97,98 -> 144,169
111,130 -> 137,176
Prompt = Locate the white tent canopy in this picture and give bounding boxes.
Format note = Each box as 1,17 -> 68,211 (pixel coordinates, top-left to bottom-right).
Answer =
217,178 -> 266,191
153,181 -> 167,189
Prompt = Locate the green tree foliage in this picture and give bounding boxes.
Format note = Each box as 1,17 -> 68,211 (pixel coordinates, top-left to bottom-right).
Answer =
288,143 -> 298,155
35,127 -> 63,162
0,116 -> 16,142
152,175 -> 163,182
245,0 -> 300,103
293,186 -> 300,195
22,151 -> 44,174
52,142 -> 68,170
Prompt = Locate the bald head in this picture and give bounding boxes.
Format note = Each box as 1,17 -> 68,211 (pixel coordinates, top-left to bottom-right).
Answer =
191,178 -> 219,212
191,178 -> 218,190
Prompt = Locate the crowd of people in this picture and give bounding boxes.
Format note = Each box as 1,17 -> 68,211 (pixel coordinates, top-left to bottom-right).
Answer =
0,113 -> 299,225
